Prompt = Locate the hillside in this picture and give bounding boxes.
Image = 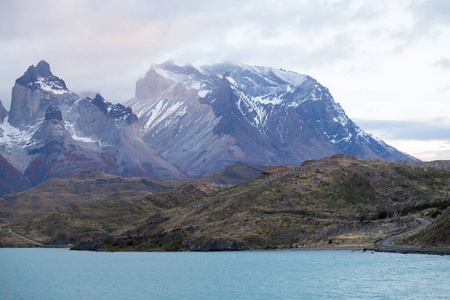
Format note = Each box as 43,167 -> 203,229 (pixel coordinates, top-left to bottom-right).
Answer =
2,155 -> 448,251
197,161 -> 269,187
399,208 -> 450,247
0,171 -> 178,225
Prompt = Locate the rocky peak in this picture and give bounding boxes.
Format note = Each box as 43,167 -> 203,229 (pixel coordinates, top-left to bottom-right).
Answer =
45,105 -> 63,121
90,94 -> 137,125
27,105 -> 70,157
90,94 -> 109,114
15,60 -> 68,92
35,60 -> 52,77
8,60 -> 77,129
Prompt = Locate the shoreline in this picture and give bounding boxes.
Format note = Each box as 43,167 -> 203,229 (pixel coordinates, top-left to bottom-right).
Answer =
2,246 -> 449,256
4,217 -> 449,255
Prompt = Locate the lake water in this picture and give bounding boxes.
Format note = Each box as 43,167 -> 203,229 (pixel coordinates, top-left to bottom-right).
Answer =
0,248 -> 449,299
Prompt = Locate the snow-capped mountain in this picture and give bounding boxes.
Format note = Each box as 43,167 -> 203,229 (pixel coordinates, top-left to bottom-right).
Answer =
0,60 -> 415,194
126,61 -> 414,176
0,61 -> 186,193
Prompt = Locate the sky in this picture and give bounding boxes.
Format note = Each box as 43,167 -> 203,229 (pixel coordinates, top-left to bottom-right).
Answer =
1,0 -> 449,161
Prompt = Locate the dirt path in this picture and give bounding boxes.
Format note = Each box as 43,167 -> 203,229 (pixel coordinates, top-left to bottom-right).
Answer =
7,228 -> 71,248
7,228 -> 44,246
375,218 -> 450,255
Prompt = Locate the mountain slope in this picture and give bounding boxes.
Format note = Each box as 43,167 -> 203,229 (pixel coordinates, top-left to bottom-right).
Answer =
197,161 -> 269,187
127,61 -> 413,176
0,61 -> 187,192
0,170 -> 177,225
0,154 -> 31,194
5,155 -> 448,250
403,208 -> 450,247
24,105 -> 117,186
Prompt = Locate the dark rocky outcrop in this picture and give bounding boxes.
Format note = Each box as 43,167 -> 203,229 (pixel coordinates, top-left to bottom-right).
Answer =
191,239 -> 248,251
15,60 -> 67,91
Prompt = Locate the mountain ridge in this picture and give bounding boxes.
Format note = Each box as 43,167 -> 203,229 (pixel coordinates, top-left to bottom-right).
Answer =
0,61 -> 188,193
0,60 -> 415,193
126,61 -> 414,176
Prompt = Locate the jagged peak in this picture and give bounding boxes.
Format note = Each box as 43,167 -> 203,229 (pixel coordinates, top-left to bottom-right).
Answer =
90,94 -> 108,114
90,94 -> 137,124
35,60 -> 52,77
15,60 -> 68,94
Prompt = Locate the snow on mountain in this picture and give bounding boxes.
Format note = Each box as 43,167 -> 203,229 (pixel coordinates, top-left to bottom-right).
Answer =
0,59 -> 415,193
0,61 -> 187,193
126,61 -> 415,176
35,77 -> 68,94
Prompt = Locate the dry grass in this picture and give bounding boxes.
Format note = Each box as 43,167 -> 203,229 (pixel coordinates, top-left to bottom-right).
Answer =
2,155 -> 449,250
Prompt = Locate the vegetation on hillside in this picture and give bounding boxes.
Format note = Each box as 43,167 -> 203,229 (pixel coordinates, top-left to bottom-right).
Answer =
1,155 -> 449,251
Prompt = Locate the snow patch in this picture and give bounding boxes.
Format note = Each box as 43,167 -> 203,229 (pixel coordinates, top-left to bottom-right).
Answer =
198,90 -> 208,97
252,95 -> 283,105
143,100 -> 185,130
153,65 -> 208,96
36,77 -> 68,94
270,69 -> 307,86
232,86 -> 268,130
226,76 -> 237,86
71,132 -> 97,143
330,133 -> 352,145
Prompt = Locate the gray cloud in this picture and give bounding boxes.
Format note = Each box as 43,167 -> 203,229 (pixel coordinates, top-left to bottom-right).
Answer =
0,0 -> 369,106
409,0 -> 450,27
0,0 -> 449,127
434,58 -> 450,69
382,0 -> 450,53
354,118 -> 450,141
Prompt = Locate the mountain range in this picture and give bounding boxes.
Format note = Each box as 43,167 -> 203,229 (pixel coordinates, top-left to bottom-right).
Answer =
126,61 -> 412,177
0,60 -> 413,194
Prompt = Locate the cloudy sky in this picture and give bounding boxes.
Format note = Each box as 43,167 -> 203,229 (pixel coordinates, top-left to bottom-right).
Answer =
1,0 -> 449,161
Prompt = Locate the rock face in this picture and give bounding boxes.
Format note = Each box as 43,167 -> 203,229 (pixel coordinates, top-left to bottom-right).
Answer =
126,61 -> 414,176
9,61 -> 78,129
0,61 -> 187,192
0,60 -> 417,193
68,94 -> 185,179
24,105 -> 116,186
0,154 -> 31,194
0,100 -> 7,124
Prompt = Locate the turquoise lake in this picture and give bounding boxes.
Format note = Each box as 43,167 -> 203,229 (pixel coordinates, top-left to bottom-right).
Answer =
0,248 -> 449,299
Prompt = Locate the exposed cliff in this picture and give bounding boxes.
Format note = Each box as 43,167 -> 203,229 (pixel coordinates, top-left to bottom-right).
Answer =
127,61 -> 415,176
